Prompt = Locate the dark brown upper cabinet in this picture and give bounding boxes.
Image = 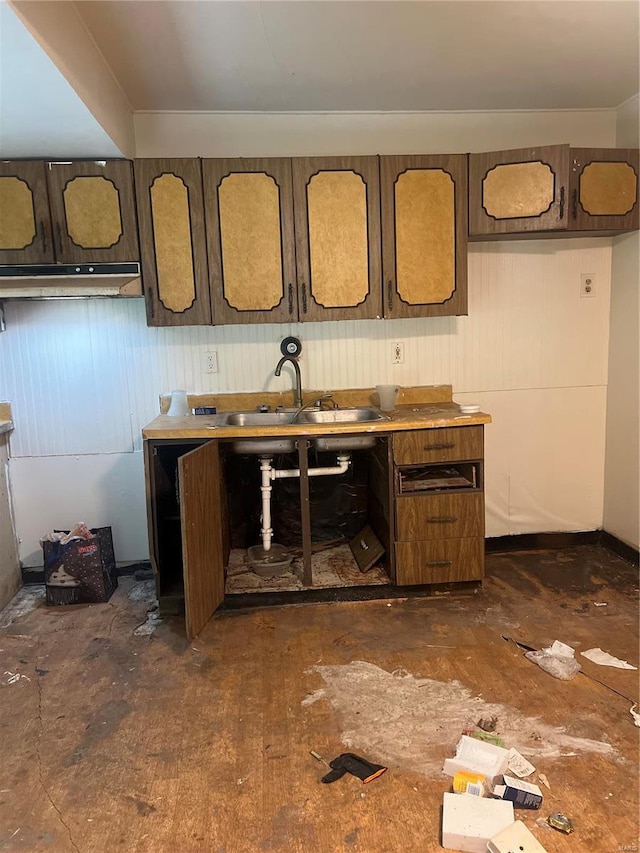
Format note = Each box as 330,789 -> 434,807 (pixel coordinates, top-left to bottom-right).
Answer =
469,145 -> 639,239
380,154 -> 468,319
134,159 -> 212,327
0,161 -> 55,264
203,158 -> 297,325
569,148 -> 639,234
46,160 -> 139,263
292,156 -> 381,322
203,156 -> 381,325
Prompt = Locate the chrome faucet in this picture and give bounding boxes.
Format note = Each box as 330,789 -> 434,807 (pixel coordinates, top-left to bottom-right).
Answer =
274,355 -> 303,407
291,393 -> 334,423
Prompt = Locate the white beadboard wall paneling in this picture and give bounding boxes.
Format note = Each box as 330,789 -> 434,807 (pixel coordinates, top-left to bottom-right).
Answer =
1,299 -> 135,457
133,109 -> 617,158
9,453 -> 148,567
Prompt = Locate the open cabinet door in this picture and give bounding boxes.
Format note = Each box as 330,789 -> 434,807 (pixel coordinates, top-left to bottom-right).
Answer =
178,440 -> 225,638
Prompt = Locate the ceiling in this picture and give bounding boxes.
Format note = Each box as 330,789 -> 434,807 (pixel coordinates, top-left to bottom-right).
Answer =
75,0 -> 640,112
1,1 -> 638,159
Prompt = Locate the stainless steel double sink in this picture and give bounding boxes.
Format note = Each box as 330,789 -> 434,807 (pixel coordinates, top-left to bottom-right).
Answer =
219,407 -> 388,454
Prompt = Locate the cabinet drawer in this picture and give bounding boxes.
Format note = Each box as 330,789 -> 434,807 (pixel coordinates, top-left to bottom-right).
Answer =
395,538 -> 484,585
396,492 -> 484,541
394,427 -> 483,464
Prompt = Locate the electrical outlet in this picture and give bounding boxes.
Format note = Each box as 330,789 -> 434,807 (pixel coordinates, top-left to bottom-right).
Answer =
580,274 -> 596,298
392,342 -> 405,364
203,351 -> 218,374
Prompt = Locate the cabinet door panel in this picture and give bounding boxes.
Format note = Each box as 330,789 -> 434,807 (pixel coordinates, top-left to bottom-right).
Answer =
469,145 -> 570,237
396,492 -> 484,541
293,156 -> 381,321
395,537 -> 484,585
46,160 -> 139,263
381,154 -> 467,318
393,427 -> 483,465
178,440 -> 225,639
203,158 -> 296,324
135,159 -> 212,326
0,161 -> 54,263
570,148 -> 639,233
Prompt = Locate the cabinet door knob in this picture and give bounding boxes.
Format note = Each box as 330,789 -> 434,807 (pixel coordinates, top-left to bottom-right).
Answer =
39,220 -> 47,254
559,185 -> 565,220
571,188 -> 578,220
387,280 -> 393,312
423,443 -> 455,451
426,560 -> 452,567
301,283 -> 308,313
426,517 -> 457,523
288,283 -> 294,315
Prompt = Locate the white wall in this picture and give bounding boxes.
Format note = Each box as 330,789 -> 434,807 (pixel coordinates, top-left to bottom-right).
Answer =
603,95 -> 640,549
1,108 -> 620,565
0,434 -> 20,606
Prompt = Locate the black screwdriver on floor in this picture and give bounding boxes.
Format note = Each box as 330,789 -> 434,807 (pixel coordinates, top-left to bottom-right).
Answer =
310,750 -> 387,784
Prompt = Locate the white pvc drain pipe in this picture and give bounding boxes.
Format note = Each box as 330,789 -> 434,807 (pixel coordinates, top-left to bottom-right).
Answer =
258,454 -> 351,552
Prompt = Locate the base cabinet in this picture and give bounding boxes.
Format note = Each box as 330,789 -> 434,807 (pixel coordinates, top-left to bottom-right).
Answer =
145,424 -> 486,636
392,426 -> 485,586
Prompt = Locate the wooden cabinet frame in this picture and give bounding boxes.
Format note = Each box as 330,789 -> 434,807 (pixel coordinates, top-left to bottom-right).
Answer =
381,154 -> 468,318
0,161 -> 54,264
135,158 -> 212,326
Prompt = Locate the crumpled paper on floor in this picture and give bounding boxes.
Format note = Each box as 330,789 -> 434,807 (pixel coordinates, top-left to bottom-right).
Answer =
581,648 -> 637,670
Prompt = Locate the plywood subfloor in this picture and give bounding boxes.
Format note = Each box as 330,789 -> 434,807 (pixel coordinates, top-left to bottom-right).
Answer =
0,545 -> 638,852
225,544 -> 388,594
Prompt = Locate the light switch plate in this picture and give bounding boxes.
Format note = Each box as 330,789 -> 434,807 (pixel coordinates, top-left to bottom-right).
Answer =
487,819 -> 548,853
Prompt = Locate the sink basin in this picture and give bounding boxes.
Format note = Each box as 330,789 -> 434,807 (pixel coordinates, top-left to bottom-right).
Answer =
224,411 -> 297,427
298,407 -> 388,451
222,407 -> 388,454
223,410 -> 298,454
297,407 -> 387,424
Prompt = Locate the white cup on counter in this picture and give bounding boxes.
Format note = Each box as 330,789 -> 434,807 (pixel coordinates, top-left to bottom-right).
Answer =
167,389 -> 189,417
376,384 -> 399,411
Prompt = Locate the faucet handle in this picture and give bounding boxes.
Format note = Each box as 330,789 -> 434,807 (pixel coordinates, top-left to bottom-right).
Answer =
256,404 -> 270,413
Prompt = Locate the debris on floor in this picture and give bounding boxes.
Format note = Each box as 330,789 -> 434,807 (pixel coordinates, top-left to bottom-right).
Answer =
581,647 -> 637,669
310,750 -> 387,784
487,820 -> 548,853
524,640 -> 582,681
442,791 -> 514,852
492,774 -> 543,810
546,812 -> 574,834
303,660 -> 615,775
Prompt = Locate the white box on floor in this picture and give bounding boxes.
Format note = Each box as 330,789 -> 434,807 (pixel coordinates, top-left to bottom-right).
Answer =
442,735 -> 510,787
442,792 -> 514,852
487,819 -> 548,853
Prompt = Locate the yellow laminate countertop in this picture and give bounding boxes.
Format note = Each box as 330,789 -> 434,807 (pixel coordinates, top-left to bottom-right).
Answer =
142,402 -> 491,441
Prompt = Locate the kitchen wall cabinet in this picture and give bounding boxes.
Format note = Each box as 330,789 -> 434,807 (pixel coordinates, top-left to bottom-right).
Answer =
134,159 -> 212,326
46,160 -> 139,263
0,161 -> 55,264
292,156 -> 381,321
380,154 -> 468,318
392,426 -> 485,585
203,156 -> 381,324
0,159 -> 139,267
569,148 -> 639,233
469,145 -> 639,238
203,158 -> 298,325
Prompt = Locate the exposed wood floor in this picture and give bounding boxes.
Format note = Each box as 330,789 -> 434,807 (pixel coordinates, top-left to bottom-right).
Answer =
1,545 -> 638,852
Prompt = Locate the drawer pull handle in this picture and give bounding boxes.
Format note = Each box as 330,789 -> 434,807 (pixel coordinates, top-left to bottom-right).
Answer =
423,443 -> 455,451
426,516 -> 457,524
426,560 -> 452,567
